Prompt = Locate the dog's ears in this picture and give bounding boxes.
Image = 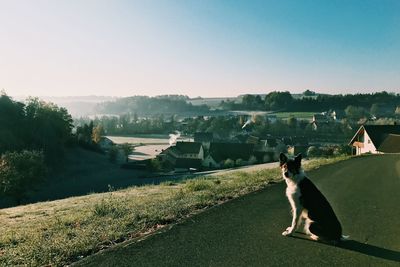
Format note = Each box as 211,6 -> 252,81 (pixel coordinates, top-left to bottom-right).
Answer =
279,153 -> 288,164
295,153 -> 302,164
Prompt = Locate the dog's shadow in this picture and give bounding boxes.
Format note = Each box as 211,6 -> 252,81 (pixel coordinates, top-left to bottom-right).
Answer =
291,234 -> 400,263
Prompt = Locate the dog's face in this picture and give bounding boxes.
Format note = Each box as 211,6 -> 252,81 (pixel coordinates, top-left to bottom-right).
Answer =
279,153 -> 302,180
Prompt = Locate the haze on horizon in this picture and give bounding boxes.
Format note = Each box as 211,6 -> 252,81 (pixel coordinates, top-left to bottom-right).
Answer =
1,0 -> 400,98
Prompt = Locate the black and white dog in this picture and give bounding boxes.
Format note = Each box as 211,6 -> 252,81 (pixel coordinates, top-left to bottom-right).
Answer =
280,153 -> 346,243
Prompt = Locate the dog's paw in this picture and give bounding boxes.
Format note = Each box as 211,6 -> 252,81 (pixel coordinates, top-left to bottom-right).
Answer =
282,227 -> 294,236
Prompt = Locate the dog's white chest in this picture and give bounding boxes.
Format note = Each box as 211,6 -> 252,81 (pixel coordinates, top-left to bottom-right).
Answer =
285,179 -> 299,195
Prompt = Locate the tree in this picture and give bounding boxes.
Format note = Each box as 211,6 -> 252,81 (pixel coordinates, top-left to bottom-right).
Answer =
265,91 -> 293,111
25,98 -> 73,161
287,116 -> 298,128
119,143 -> 133,163
345,105 -> 368,121
0,94 -> 25,153
108,146 -> 118,163
307,146 -> 321,158
147,158 -> 162,171
0,150 -> 47,205
235,158 -> 244,166
223,159 -> 234,168
303,90 -> 316,96
92,124 -> 105,144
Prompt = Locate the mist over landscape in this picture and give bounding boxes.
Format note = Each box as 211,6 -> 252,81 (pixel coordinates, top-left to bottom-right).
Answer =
1,0 -> 400,266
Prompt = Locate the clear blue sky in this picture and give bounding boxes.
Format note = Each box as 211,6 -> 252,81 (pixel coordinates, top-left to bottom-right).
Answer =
1,0 -> 399,97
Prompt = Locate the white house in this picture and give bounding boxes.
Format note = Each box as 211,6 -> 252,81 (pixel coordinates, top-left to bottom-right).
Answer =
349,125 -> 400,155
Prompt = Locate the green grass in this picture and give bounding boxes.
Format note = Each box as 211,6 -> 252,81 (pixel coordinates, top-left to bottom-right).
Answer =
0,156 -> 349,266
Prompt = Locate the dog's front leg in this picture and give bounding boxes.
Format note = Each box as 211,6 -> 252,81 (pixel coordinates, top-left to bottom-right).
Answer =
282,207 -> 301,236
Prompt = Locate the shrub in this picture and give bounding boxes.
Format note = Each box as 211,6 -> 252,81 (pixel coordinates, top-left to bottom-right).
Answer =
0,150 -> 47,205
307,146 -> 321,158
263,153 -> 272,163
108,146 -> 118,163
248,155 -> 257,165
147,158 -> 162,171
235,158 -> 244,166
223,159 -> 234,169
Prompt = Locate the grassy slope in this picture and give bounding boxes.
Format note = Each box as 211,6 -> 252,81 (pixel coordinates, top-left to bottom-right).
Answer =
0,156 -> 349,266
1,148 -> 151,208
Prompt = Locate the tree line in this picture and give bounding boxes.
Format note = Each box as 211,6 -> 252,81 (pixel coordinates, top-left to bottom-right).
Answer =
0,94 -> 73,204
95,95 -> 209,115
220,91 -> 400,113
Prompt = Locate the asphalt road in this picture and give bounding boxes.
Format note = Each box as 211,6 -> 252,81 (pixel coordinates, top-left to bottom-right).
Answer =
78,155 -> 400,266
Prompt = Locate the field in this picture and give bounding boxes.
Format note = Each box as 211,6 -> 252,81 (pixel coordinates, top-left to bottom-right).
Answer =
272,111 -> 315,120
0,156 -> 348,266
106,135 -> 190,145
129,144 -> 170,161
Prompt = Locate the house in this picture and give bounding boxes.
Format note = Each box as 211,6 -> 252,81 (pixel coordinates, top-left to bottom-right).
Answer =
234,134 -> 259,144
264,138 -> 278,148
194,132 -> 213,150
349,125 -> 400,155
311,113 -> 329,130
203,143 -> 255,168
255,138 -> 277,151
175,142 -> 204,159
157,142 -> 204,169
330,110 -> 345,121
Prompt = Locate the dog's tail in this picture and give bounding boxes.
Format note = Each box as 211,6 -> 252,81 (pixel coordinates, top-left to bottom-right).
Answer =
340,235 -> 350,241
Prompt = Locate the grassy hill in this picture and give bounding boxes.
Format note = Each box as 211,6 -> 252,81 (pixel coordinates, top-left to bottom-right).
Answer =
0,148 -> 152,208
0,156 -> 348,266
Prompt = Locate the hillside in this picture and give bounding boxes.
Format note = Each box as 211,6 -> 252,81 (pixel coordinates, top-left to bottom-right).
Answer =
0,147 -> 150,208
0,156 -> 347,266
78,154 -> 400,267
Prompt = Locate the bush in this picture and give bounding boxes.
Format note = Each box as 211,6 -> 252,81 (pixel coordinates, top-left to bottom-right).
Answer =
263,153 -> 272,163
147,158 -> 162,171
235,158 -> 244,166
223,159 -> 234,169
0,150 -> 47,205
307,146 -> 321,158
108,146 -> 118,163
248,155 -> 257,165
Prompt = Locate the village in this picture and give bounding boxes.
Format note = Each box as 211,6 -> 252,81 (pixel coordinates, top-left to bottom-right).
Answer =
97,109 -> 400,174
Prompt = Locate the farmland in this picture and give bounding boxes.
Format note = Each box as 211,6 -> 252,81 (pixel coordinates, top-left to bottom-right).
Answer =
272,111 -> 315,120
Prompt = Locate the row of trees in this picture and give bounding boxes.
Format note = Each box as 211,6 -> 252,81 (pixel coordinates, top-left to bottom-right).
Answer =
0,94 -> 73,160
0,94 -> 73,205
95,95 -> 209,115
220,91 -> 400,113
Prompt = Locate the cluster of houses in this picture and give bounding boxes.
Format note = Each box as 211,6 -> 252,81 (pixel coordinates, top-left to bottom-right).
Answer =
158,123 -> 400,171
310,110 -> 345,130
156,132 -> 309,171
